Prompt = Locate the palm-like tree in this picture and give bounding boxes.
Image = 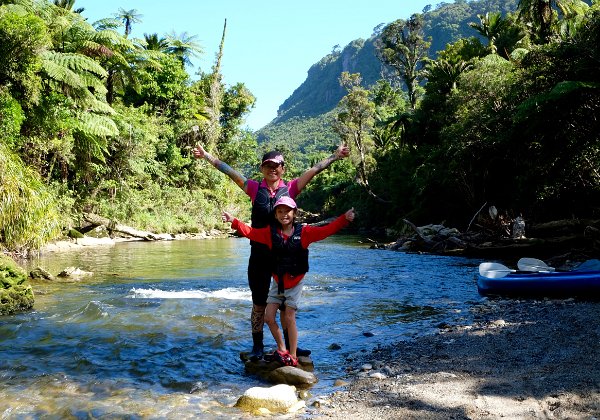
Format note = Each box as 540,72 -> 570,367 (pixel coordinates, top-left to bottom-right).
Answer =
143,33 -> 169,51
166,31 -> 203,67
517,0 -> 589,43
469,12 -> 508,54
426,59 -> 473,93
115,8 -> 142,38
53,0 -> 84,14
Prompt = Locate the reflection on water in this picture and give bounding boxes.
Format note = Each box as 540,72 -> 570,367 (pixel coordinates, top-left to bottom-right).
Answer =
1,237 -> 483,418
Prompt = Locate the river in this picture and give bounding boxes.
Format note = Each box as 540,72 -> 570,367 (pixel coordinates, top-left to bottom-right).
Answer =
1,236 -> 483,418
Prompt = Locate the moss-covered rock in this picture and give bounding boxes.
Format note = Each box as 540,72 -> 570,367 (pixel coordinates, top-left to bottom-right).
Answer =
0,254 -> 34,315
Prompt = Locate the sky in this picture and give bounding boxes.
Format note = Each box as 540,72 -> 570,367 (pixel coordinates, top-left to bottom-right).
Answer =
76,0 -> 434,131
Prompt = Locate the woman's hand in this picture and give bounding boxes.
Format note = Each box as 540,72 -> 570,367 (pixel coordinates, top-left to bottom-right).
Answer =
192,144 -> 206,159
335,143 -> 350,159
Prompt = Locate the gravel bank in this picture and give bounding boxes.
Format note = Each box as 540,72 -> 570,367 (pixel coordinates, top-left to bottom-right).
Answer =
310,298 -> 600,419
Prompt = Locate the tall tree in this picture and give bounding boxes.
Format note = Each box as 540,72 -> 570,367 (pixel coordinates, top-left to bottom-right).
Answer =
333,72 -> 384,201
115,8 -> 142,38
376,14 -> 431,109
165,31 -> 203,67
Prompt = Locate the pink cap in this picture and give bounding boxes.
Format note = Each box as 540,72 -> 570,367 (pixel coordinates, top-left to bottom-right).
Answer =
261,151 -> 284,166
273,196 -> 297,209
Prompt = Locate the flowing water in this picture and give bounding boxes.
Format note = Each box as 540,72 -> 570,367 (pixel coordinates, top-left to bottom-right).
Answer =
1,236 -> 483,418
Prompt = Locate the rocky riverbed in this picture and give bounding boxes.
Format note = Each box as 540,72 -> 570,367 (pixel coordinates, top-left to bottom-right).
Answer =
310,297 -> 600,419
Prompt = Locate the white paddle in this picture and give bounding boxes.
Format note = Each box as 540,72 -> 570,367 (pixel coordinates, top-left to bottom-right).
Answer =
479,262 -> 515,278
517,257 -> 555,273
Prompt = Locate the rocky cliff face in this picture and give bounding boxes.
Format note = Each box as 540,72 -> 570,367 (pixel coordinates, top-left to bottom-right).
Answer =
273,37 -> 383,124
261,0 -> 520,132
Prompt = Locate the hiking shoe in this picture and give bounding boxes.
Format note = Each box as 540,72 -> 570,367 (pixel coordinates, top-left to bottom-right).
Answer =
296,347 -> 311,357
272,350 -> 297,367
283,353 -> 298,367
248,345 -> 264,362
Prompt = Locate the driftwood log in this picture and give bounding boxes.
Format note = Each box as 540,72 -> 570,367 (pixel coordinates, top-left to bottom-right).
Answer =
82,213 -> 163,241
380,218 -> 600,262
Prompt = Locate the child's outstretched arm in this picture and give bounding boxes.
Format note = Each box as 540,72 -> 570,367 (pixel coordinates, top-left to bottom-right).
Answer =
221,211 -> 272,247
194,144 -> 248,191
301,207 -> 355,246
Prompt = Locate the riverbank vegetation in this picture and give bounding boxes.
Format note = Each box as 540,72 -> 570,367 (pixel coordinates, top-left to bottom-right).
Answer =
1,0 -> 599,255
269,0 -> 600,244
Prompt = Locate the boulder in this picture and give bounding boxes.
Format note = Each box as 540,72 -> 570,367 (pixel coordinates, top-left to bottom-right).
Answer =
0,254 -> 34,315
241,352 -> 317,388
29,267 -> 55,281
57,266 -> 93,278
267,365 -> 318,387
234,384 -> 305,414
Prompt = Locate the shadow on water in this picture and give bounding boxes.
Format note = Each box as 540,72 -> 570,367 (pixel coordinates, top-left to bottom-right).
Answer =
1,236 -> 485,417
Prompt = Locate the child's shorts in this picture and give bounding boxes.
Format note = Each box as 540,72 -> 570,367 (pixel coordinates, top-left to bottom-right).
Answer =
266,281 -> 303,310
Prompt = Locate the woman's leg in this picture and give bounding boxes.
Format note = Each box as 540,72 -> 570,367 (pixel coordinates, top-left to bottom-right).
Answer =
247,246 -> 272,359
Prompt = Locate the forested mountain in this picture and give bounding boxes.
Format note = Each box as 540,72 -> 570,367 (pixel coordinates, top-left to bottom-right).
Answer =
257,0 -> 519,149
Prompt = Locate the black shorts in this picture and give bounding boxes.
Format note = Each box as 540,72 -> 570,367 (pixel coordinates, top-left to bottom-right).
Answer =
248,243 -> 272,305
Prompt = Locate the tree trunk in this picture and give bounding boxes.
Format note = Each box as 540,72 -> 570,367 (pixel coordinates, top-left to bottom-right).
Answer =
82,213 -> 162,241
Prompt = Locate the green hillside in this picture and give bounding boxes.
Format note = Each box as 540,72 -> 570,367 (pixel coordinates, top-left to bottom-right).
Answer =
256,0 -> 519,157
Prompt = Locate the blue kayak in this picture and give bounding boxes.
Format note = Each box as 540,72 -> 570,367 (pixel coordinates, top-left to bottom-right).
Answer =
477,270 -> 600,297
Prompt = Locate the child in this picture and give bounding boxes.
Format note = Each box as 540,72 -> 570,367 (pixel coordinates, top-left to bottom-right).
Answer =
222,196 -> 355,367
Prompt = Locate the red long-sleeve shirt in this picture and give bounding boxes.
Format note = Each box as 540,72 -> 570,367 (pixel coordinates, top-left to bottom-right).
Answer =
231,214 -> 350,289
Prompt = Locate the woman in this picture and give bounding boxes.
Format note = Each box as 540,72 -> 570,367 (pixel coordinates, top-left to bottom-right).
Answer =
193,143 -> 349,360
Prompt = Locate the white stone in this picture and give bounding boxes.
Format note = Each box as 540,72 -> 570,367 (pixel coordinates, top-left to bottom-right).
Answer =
235,384 -> 305,414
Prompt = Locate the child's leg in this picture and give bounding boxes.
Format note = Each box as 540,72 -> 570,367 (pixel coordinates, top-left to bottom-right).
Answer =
282,306 -> 297,359
265,302 -> 285,351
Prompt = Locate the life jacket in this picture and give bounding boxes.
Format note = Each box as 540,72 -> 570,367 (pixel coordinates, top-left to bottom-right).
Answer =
250,182 -> 290,228
271,223 -> 309,293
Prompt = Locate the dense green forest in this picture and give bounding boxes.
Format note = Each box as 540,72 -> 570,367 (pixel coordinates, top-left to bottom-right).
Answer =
1,0 -> 599,254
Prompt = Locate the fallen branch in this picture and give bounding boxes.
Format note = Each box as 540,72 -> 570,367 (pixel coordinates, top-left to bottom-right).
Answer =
83,213 -> 162,241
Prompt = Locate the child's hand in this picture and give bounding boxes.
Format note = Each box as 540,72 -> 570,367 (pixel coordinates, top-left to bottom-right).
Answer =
345,208 -> 355,222
192,144 -> 206,159
222,211 -> 234,223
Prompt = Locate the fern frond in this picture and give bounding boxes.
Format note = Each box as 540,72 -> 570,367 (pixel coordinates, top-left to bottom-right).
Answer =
54,52 -> 108,78
40,55 -> 88,90
81,97 -> 116,115
76,112 -> 119,138
94,29 -> 135,50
